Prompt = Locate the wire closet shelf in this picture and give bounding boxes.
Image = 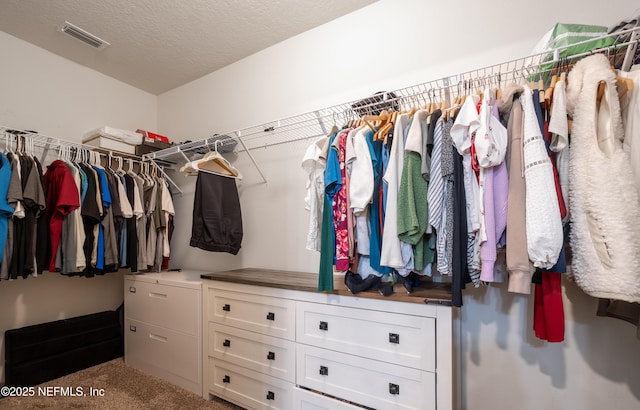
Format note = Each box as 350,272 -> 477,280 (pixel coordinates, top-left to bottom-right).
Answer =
0,125 -> 182,195
144,26 -> 640,183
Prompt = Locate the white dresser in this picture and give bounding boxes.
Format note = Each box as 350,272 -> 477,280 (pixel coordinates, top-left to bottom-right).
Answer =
124,271 -> 203,395
202,269 -> 454,410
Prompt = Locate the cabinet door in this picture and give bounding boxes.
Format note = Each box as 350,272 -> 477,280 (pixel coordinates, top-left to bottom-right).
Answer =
125,279 -> 199,335
208,323 -> 296,382
208,359 -> 294,410
297,301 -> 436,371
125,318 -> 200,394
207,288 -> 295,340
296,344 -> 435,410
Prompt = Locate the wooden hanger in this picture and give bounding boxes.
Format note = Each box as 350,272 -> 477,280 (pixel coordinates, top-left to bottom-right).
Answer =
616,73 -> 634,101
596,67 -> 635,105
538,78 -> 545,103
362,110 -> 389,138
381,110 -> 398,145
180,141 -> 242,179
544,74 -> 558,107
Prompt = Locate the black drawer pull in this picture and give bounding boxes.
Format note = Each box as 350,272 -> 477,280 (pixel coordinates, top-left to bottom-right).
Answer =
223,339 -> 231,347
222,304 -> 231,312
389,333 -> 400,344
222,375 -> 231,383
319,321 -> 328,331
267,351 -> 276,360
129,286 -> 136,293
319,366 -> 328,376
266,391 -> 275,400
129,325 -> 136,332
266,312 -> 275,321
389,383 -> 400,395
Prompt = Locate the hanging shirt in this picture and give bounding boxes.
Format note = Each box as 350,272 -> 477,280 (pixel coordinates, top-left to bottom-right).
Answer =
0,153 -> 15,267
302,136 -> 329,252
44,160 -> 80,272
71,162 -> 86,273
79,164 -> 101,277
520,85 -> 563,269
8,154 -> 25,219
78,167 -> 89,204
380,113 -> 410,268
452,146 -> 470,308
441,118 -> 456,277
145,180 -> 157,268
124,174 -> 139,271
92,166 -> 111,271
330,130 -> 350,272
33,158 -> 48,276
367,129 -> 391,275
397,110 -> 433,272
427,112 -> 445,237
479,103 -> 509,283
131,172 -> 148,271
317,128 -> 337,291
349,127 -> 373,257
450,95 -> 481,234
10,155 -> 33,278
118,175 -> 129,267
56,162 -> 82,275
160,179 -> 175,258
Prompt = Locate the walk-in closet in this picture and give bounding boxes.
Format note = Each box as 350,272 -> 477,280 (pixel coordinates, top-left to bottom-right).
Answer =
1,1 -> 639,409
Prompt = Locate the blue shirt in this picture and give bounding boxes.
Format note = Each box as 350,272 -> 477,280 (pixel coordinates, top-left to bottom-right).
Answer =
92,167 -> 111,270
0,153 -> 16,265
366,130 -> 391,275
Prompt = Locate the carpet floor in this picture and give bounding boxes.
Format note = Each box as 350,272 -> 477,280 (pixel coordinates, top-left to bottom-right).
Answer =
2,358 -> 244,409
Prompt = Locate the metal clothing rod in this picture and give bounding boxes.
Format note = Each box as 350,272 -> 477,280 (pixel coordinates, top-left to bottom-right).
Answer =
0,125 -> 183,195
146,26 -> 640,176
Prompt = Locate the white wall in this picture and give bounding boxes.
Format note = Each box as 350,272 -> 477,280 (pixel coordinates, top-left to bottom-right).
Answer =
158,0 -> 640,409
0,31 -> 157,382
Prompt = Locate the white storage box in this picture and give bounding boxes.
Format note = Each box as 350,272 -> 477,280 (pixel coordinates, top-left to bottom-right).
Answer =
82,126 -> 143,154
84,136 -> 136,154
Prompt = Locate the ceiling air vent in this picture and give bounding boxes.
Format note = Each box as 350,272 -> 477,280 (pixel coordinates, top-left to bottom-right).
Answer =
59,21 -> 110,50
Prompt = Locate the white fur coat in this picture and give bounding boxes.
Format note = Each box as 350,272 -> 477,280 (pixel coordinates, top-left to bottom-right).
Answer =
567,54 -> 640,303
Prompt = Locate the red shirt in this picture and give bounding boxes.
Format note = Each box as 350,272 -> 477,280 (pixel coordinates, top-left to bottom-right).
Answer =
43,160 -> 80,272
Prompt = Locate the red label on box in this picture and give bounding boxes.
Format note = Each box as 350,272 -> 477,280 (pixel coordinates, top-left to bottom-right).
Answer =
136,129 -> 169,143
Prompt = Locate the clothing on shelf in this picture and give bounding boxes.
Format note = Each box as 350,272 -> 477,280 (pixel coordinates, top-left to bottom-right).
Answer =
0,137 -> 176,279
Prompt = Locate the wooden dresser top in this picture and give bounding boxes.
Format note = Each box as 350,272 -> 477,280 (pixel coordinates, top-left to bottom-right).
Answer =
201,268 -> 452,305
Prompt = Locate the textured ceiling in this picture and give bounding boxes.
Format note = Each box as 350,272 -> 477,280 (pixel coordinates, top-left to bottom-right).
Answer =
0,0 -> 376,95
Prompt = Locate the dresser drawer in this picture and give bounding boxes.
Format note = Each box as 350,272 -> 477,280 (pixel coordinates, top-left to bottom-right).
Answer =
207,288 -> 295,340
296,301 -> 436,371
125,318 -> 200,394
294,386 -> 364,410
208,359 -> 294,410
125,279 -> 199,335
297,344 -> 435,410
208,323 -> 295,382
